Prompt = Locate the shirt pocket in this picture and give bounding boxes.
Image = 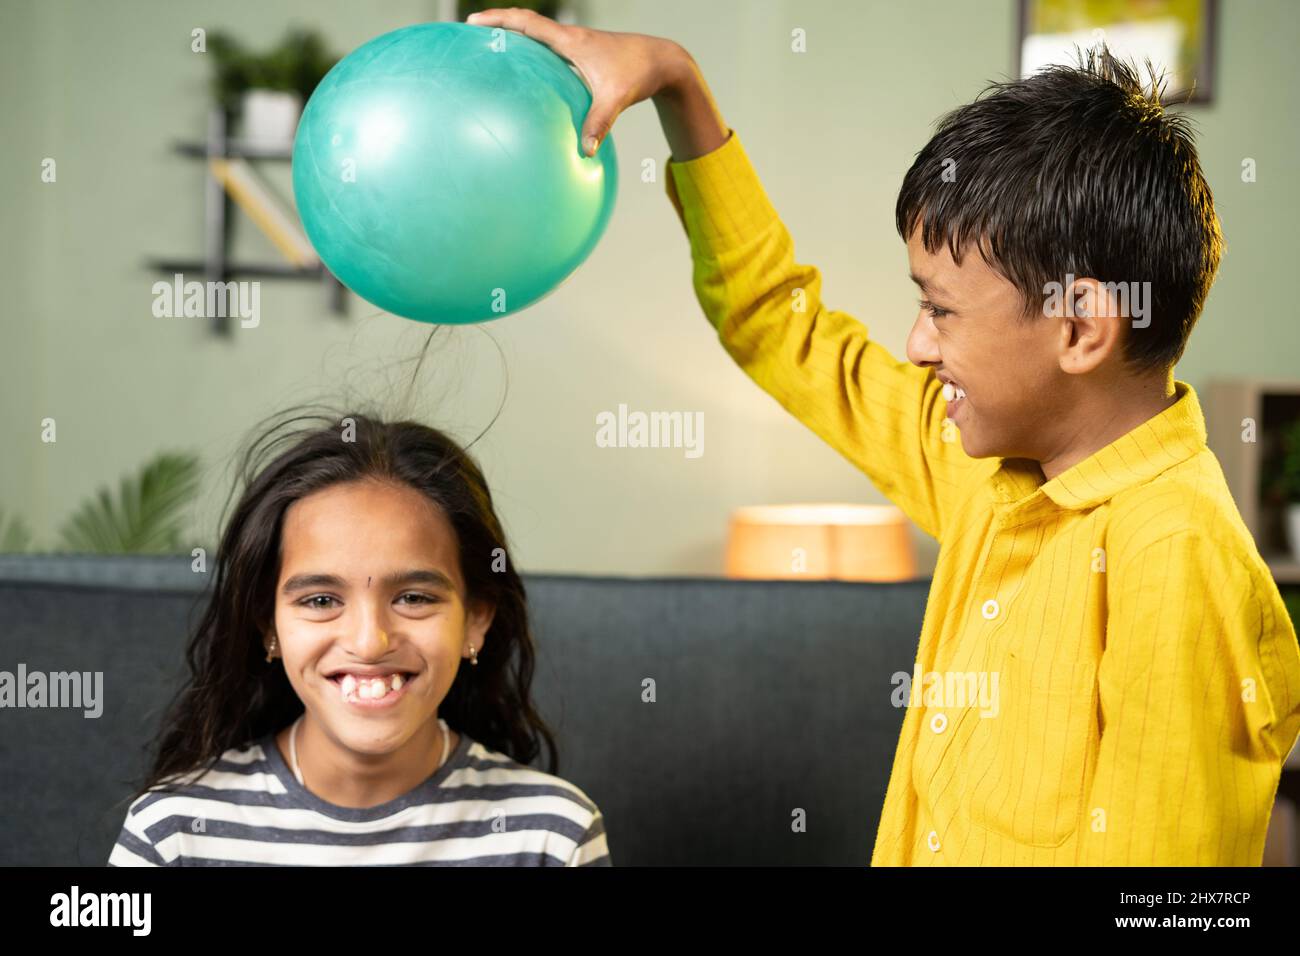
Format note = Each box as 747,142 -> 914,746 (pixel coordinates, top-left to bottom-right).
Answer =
967,647 -> 1097,848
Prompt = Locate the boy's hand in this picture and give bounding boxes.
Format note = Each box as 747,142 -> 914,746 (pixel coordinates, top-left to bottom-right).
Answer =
466,7 -> 690,156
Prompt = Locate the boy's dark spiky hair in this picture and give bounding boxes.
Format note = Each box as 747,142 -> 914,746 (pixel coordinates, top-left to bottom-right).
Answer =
896,45 -> 1223,374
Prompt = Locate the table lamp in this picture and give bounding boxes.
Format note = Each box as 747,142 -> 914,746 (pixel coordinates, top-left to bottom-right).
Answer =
724,503 -> 917,581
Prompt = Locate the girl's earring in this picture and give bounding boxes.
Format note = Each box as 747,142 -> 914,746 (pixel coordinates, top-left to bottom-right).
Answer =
266,634 -> 278,663
468,644 -> 478,666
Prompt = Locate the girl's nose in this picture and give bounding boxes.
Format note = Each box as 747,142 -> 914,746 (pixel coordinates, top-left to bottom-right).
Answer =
350,622 -> 390,659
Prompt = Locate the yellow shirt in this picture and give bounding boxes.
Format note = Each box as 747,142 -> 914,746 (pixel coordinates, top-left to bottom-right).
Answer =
664,128 -> 1300,866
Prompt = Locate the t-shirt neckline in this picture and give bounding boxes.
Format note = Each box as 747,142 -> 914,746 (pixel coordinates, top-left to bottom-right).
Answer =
258,720 -> 473,822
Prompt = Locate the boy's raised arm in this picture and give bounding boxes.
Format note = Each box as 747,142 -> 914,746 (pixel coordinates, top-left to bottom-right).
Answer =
655,61 -> 976,540
465,8 -> 977,539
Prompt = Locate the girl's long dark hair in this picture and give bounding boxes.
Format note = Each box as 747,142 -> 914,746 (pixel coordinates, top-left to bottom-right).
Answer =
128,401 -> 557,802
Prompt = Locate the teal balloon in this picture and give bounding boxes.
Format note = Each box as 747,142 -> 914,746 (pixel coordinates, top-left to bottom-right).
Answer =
292,22 -> 617,324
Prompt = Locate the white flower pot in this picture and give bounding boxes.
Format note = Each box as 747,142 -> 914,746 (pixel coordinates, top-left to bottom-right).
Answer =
240,89 -> 301,148
1288,504 -> 1300,563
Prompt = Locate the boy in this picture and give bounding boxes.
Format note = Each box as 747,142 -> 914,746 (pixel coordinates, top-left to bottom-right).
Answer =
467,8 -> 1300,865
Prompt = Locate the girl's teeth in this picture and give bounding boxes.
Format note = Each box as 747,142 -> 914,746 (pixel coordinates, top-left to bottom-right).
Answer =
336,673 -> 407,702
942,382 -> 966,401
956,387 -> 966,399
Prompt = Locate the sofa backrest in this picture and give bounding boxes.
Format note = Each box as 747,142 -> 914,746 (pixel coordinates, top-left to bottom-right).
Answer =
0,555 -> 928,865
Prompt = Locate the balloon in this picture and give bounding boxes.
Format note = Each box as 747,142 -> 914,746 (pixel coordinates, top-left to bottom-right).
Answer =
292,22 -> 617,324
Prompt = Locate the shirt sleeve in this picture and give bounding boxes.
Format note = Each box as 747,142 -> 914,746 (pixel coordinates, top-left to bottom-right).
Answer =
106,800 -> 170,867
663,128 -> 977,541
1079,530 -> 1300,865
567,809 -> 612,866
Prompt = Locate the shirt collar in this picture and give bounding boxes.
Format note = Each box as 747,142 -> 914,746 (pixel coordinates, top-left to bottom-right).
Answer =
988,378 -> 1208,511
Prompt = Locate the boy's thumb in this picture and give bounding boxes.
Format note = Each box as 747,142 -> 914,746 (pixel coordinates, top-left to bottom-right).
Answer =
582,101 -> 619,156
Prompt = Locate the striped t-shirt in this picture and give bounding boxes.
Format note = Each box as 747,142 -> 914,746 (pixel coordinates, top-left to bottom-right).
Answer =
108,728 -> 611,866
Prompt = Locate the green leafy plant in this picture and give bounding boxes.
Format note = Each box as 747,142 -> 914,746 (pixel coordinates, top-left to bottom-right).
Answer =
208,27 -> 340,114
0,508 -> 33,552
0,452 -> 202,555
54,452 -> 202,554
1262,417 -> 1300,508
4,452 -> 203,554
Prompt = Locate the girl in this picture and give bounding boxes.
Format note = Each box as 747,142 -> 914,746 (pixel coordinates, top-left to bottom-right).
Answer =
108,407 -> 610,865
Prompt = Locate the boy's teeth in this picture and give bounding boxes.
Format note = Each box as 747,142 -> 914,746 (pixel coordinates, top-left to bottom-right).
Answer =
956,387 -> 966,399
942,382 -> 965,402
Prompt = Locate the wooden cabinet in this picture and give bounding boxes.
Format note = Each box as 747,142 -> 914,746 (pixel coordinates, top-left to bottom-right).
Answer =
1205,379 -> 1300,583
1205,379 -> 1300,863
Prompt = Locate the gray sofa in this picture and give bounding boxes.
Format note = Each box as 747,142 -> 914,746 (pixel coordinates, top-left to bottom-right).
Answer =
0,555 -> 928,866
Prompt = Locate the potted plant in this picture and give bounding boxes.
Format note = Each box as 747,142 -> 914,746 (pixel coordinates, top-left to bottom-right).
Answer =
0,507 -> 32,553
1263,417 -> 1300,563
208,28 -> 339,148
0,452 -> 203,555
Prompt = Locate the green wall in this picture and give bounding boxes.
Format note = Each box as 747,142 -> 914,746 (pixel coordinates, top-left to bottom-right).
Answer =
3,0 -> 1297,575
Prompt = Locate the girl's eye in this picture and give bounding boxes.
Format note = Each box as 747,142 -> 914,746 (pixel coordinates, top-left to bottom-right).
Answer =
297,593 -> 438,610
919,299 -> 950,319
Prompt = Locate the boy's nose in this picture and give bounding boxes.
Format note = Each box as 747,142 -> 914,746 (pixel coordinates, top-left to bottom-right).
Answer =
905,312 -> 941,368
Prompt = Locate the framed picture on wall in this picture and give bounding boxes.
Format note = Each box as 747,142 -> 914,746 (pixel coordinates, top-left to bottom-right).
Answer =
1018,0 -> 1218,105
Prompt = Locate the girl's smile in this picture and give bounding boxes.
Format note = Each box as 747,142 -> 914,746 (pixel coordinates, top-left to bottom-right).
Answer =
327,669 -> 420,708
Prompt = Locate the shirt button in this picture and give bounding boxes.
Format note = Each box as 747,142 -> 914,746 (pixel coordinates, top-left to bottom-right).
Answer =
981,599 -> 1000,620
930,712 -> 948,734
927,830 -> 941,852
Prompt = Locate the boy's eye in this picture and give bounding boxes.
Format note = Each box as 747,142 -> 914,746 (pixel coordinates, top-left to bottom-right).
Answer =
919,299 -> 950,319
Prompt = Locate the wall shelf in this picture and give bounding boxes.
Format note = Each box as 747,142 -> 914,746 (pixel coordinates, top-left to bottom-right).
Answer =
147,108 -> 345,335
172,140 -> 291,161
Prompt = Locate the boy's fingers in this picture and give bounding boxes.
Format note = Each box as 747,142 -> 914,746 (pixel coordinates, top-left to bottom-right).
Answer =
468,7 -> 612,155
582,98 -> 620,155
467,8 -> 570,53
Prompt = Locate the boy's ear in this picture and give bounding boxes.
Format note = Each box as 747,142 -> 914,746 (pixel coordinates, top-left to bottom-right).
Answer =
1069,280 -> 1094,319
1062,276 -> 1125,372
1066,276 -> 1123,322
